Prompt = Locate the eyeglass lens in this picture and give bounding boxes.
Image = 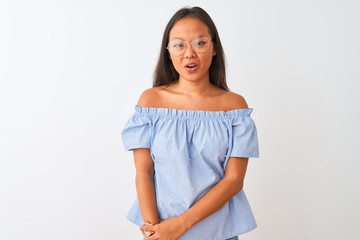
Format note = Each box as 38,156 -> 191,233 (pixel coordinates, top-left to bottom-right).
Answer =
168,35 -> 211,56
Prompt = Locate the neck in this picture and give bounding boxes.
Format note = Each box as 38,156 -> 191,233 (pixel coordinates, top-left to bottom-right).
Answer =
176,74 -> 212,96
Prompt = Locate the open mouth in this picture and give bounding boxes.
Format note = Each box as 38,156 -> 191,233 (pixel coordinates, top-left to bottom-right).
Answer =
186,64 -> 197,68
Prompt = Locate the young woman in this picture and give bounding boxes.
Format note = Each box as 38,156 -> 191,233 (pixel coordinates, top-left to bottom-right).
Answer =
121,6 -> 260,240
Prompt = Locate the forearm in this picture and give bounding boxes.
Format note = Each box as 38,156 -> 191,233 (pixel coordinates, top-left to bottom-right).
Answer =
180,177 -> 243,229
135,172 -> 160,224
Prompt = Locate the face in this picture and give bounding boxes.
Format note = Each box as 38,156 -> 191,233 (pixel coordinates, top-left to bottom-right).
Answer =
168,17 -> 216,84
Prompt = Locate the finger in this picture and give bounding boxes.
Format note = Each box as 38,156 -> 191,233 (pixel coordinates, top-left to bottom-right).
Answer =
139,225 -> 155,232
145,232 -> 158,240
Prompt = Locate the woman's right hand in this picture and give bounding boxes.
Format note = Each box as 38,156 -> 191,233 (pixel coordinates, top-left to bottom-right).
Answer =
140,216 -> 189,240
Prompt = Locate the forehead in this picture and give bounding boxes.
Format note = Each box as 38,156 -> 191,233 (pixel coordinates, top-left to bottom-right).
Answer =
169,17 -> 211,40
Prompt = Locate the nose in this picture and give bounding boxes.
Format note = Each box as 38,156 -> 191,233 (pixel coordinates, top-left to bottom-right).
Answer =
183,41 -> 197,58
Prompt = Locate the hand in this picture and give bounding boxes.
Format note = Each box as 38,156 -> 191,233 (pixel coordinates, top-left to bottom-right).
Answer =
139,216 -> 189,240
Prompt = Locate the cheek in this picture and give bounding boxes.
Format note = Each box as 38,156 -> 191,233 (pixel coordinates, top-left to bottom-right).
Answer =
170,57 -> 183,71
200,54 -> 214,68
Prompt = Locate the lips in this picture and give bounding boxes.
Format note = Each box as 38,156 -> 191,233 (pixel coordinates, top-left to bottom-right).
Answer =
184,62 -> 199,72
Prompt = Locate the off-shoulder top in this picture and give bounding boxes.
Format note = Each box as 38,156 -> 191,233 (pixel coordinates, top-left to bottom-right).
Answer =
121,105 -> 260,240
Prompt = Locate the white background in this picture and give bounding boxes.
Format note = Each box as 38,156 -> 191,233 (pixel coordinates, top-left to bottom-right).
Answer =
1,0 -> 359,239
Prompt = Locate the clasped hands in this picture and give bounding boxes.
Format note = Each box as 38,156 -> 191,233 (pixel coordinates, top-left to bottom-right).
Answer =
140,216 -> 189,240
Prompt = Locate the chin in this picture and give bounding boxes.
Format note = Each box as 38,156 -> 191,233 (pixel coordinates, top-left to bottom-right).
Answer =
181,75 -> 201,82
184,73 -> 209,82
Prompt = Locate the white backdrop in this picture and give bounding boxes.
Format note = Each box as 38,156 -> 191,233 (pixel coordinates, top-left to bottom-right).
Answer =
1,0 -> 359,239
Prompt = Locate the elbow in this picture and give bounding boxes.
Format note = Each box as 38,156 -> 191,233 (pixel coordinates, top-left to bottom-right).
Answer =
234,181 -> 244,193
225,175 -> 244,193
135,166 -> 154,178
135,171 -> 154,184
238,182 -> 244,192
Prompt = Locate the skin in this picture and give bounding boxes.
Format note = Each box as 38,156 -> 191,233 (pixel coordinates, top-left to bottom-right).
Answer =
134,16 -> 250,240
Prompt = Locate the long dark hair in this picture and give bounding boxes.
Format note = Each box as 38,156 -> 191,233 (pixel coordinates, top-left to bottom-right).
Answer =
153,6 -> 229,91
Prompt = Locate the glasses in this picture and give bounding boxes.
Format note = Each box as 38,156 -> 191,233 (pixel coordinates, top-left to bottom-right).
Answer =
167,35 -> 213,56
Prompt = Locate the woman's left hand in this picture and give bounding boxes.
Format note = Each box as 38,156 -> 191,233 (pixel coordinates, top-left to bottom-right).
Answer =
139,216 -> 189,240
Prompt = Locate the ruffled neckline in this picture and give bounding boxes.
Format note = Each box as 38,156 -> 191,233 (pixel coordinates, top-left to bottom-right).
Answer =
134,105 -> 253,119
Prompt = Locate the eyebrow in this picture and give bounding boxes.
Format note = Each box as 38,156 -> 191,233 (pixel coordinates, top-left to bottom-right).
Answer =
169,34 -> 208,41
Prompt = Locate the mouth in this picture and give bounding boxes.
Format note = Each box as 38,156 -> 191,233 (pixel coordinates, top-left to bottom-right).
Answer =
184,63 -> 199,71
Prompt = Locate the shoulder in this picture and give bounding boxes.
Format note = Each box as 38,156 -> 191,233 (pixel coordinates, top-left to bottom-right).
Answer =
221,91 -> 249,110
137,86 -> 165,107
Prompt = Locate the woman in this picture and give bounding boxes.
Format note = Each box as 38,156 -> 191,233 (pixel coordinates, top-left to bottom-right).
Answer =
121,6 -> 259,240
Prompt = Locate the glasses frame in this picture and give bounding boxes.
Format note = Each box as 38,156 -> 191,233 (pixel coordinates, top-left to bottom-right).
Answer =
167,35 -> 213,57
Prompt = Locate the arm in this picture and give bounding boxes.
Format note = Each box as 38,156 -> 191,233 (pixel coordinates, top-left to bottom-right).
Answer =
141,156 -> 249,240
181,156 -> 249,228
133,148 -> 160,225
133,89 -> 161,224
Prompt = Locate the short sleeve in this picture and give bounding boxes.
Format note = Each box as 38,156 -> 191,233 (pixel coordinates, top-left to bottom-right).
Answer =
229,114 -> 260,158
121,112 -> 152,151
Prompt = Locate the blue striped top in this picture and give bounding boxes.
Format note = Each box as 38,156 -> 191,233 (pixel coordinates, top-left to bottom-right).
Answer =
121,105 -> 260,240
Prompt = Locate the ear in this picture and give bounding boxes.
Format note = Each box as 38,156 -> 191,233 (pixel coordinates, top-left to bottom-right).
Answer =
213,50 -> 216,56
212,43 -> 216,56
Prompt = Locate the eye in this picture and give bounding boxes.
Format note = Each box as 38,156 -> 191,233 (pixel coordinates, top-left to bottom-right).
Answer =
173,43 -> 184,48
195,41 -> 206,46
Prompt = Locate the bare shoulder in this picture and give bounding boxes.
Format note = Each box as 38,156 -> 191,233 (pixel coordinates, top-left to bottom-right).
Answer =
222,91 -> 249,110
136,86 -> 165,107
